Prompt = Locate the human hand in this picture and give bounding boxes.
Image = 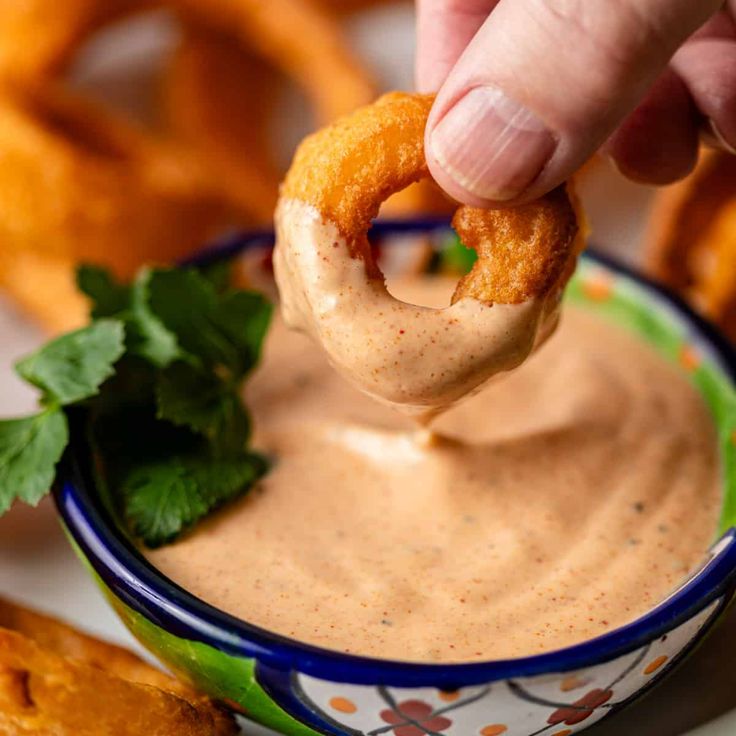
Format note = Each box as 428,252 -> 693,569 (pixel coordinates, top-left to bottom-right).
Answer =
417,0 -> 736,206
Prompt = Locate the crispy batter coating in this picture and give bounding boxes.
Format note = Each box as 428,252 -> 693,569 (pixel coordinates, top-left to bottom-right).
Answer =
452,186 -> 581,304
0,83 -> 228,275
0,251 -> 87,334
164,24 -> 283,223
0,629 -> 236,735
282,92 -> 581,303
166,27 -> 448,224
172,0 -> 375,124
0,0 -> 142,81
0,597 -> 236,735
0,597 -> 180,693
644,150 -> 736,342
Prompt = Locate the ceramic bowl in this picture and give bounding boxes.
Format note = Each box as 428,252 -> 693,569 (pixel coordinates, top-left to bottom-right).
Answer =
55,221 -> 736,736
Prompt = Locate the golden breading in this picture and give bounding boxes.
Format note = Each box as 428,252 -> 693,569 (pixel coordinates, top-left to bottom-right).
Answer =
282,91 -> 581,303
646,151 -> 736,291
0,629 -> 237,735
171,0 -> 375,125
0,0 -> 142,81
164,25 -> 284,223
644,150 -> 736,342
0,251 -> 87,334
452,185 -> 581,304
0,597 -> 183,693
0,597 -> 237,735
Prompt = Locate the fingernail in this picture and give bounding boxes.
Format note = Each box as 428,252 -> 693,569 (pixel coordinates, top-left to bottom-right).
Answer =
705,119 -> 736,155
430,86 -> 556,201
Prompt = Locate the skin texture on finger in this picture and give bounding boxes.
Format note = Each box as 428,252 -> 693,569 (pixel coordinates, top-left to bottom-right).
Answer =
416,0 -> 499,92
425,0 -> 722,207
604,68 -> 700,184
671,11 -> 736,150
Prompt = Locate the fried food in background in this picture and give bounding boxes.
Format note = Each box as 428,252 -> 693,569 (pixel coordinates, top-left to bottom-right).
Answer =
0,83 -> 231,332
0,0 -> 142,81
163,6 -> 378,223
164,4 -> 452,222
170,0 -> 375,122
0,0 -> 380,332
164,25 -> 286,221
0,84 -> 228,272
0,251 -> 87,334
0,0 -> 450,333
0,596 -> 237,735
645,151 -> 736,342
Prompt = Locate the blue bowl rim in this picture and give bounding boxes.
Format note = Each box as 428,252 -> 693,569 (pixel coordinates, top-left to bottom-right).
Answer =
54,218 -> 736,688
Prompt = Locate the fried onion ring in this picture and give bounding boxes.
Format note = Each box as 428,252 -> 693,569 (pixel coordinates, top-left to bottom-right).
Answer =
164,24 -> 283,222
172,0 -> 375,124
164,9 -> 451,222
0,83 -> 230,332
0,596 -> 236,734
0,84 -> 227,271
275,92 -> 584,416
0,1 -> 241,331
0,0 -> 143,81
0,628 -> 237,735
645,150 -> 736,342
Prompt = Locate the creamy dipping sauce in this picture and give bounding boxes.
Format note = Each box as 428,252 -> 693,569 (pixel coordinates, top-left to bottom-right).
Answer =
273,199 -> 560,420
147,277 -> 721,662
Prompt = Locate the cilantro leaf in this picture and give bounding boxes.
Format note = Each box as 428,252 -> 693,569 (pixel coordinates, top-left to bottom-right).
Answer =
146,269 -> 272,377
156,362 -> 250,449
213,291 -> 273,374
77,265 -> 131,318
147,269 -> 235,369
15,320 -> 125,405
123,459 -> 208,547
3,258 -> 273,546
127,270 -> 181,368
122,450 -> 267,547
0,410 -> 68,514
189,451 -> 268,507
198,260 -> 233,294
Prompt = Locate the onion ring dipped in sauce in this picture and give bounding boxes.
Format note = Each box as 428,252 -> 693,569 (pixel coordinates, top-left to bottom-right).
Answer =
274,92 -> 585,420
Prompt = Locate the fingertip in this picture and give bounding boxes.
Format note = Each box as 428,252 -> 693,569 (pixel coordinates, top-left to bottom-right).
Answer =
603,70 -> 700,186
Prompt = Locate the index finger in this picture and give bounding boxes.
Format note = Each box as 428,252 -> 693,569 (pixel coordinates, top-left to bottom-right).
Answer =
416,0 -> 498,92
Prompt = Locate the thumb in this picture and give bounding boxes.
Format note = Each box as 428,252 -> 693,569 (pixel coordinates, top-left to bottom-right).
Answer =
425,0 -> 721,206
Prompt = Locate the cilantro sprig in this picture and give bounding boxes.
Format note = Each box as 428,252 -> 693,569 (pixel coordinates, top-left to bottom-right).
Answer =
0,263 -> 272,547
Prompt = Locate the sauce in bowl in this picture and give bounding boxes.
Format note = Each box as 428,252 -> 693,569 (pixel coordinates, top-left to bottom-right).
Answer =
147,276 -> 721,662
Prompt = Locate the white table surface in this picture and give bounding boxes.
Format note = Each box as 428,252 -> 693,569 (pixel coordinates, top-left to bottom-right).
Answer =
0,6 -> 733,734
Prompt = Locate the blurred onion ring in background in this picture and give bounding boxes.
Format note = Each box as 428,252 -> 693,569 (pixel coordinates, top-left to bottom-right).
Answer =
164,1 -> 453,222
0,84 -> 229,333
0,0 -> 376,330
645,150 -> 736,342
0,0 -> 230,332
